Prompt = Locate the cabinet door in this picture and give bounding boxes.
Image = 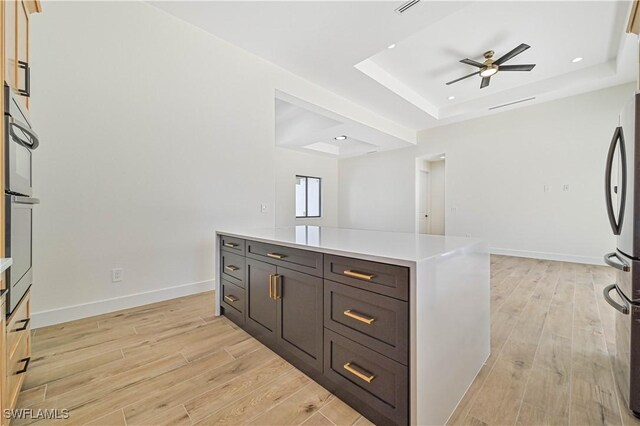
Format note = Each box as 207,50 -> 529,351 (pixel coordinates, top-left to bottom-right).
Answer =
276,266 -> 323,372
16,0 -> 28,108
245,258 -> 277,344
5,0 -> 16,91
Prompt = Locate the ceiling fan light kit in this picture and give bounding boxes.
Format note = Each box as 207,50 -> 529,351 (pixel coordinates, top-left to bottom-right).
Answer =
445,43 -> 536,89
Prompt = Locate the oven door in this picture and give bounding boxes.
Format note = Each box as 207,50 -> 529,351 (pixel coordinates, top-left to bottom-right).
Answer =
5,115 -> 37,197
6,195 -> 38,315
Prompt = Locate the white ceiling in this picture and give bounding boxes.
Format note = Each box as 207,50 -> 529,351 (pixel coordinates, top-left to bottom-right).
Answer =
150,1 -> 637,131
275,92 -> 412,158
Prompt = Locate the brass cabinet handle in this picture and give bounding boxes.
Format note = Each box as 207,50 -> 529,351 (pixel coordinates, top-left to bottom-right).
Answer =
225,265 -> 240,272
343,309 -> 375,325
269,274 -> 274,299
224,295 -> 239,303
343,362 -> 375,383
267,252 -> 286,259
223,242 -> 239,248
273,274 -> 281,300
343,270 -> 375,280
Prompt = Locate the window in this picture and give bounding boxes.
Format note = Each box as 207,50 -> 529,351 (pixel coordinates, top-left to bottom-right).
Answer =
295,175 -> 321,218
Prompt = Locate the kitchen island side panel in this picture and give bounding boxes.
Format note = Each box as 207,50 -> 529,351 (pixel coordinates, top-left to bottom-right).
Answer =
414,242 -> 490,425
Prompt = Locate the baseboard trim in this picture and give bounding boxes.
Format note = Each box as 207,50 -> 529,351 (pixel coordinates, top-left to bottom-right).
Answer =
489,247 -> 604,265
31,279 -> 215,329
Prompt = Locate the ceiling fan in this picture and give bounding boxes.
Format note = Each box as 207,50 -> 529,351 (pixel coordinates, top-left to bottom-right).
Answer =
446,43 -> 536,89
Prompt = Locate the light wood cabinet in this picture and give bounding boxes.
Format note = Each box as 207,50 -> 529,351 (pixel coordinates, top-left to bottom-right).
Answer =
1,2 -> 40,422
4,1 -> 16,91
4,291 -> 30,418
5,0 -> 39,111
0,296 -> 6,426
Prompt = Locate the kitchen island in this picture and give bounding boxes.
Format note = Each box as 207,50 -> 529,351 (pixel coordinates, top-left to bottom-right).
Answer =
214,226 -> 489,425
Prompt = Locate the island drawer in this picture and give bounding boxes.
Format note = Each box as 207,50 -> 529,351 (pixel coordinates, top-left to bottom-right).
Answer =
221,251 -> 246,287
220,235 -> 245,255
324,255 -> 409,301
7,291 -> 30,360
221,280 -> 245,315
246,240 -> 323,277
324,329 -> 408,425
324,281 -> 408,365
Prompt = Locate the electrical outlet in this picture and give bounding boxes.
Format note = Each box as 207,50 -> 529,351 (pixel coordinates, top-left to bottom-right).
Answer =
562,184 -> 570,192
543,185 -> 551,193
465,233 -> 471,237
112,268 -> 123,283
450,207 -> 457,213
260,203 -> 270,213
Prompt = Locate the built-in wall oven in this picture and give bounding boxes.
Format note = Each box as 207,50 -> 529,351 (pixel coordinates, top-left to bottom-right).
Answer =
4,84 -> 39,315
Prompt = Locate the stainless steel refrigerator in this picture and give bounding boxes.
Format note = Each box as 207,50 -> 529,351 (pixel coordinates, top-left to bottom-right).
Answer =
603,92 -> 640,417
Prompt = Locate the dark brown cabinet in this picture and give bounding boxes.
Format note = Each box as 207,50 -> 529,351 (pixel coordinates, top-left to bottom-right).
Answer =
245,258 -> 323,372
245,258 -> 277,344
218,234 -> 410,425
276,266 -> 323,372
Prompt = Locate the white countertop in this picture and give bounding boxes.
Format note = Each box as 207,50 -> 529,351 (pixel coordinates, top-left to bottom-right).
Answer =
0,258 -> 12,274
217,226 -> 484,264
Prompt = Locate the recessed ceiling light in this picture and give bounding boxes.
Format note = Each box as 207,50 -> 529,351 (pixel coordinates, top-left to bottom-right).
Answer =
334,135 -> 347,141
388,43 -> 396,49
448,96 -> 455,100
571,57 -> 583,63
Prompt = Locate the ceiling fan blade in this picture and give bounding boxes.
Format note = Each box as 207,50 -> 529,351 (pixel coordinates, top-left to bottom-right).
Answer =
499,64 -> 536,71
480,77 -> 490,89
494,43 -> 530,65
446,71 -> 480,85
460,58 -> 485,68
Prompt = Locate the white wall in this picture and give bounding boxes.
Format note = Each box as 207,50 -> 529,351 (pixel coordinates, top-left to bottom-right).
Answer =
339,84 -> 634,264
429,160 -> 445,235
29,1 -> 408,326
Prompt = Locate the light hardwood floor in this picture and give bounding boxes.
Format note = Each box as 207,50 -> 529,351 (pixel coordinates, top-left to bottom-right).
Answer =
13,256 -> 640,425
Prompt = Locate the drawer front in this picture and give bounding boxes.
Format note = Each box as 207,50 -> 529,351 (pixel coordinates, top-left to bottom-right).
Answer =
246,240 -> 323,277
324,255 -> 409,301
221,252 -> 246,287
324,329 -> 408,425
221,280 -> 245,314
220,235 -> 245,255
7,291 -> 30,359
7,332 -> 29,410
324,281 -> 408,364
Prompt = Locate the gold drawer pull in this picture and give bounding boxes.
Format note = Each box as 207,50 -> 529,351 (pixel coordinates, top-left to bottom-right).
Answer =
269,274 -> 274,299
273,274 -> 281,300
225,265 -> 240,272
267,252 -> 286,259
343,270 -> 375,280
343,310 -> 375,325
343,362 -> 375,383
224,295 -> 239,303
223,242 -> 239,248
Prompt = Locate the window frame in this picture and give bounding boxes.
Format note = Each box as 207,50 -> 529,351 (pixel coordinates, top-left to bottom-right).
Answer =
295,175 -> 322,219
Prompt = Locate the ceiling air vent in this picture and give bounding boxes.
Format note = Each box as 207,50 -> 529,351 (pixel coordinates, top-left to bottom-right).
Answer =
489,97 -> 536,110
395,0 -> 420,14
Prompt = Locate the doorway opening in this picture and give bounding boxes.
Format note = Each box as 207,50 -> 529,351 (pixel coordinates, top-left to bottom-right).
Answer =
415,154 -> 446,235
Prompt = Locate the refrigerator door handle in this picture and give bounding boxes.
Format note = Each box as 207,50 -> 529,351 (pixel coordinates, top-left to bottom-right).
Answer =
605,126 -> 627,235
604,252 -> 631,272
603,284 -> 630,315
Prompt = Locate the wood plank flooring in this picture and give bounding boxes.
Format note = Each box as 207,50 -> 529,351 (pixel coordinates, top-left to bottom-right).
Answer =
449,255 -> 640,426
15,256 -> 640,425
